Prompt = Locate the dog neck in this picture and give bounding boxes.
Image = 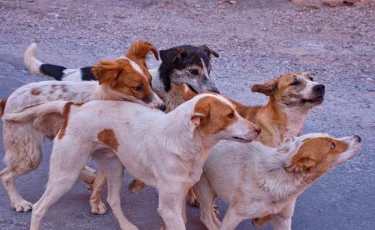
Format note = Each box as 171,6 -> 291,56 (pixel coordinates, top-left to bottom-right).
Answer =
253,144 -> 312,202
157,98 -> 220,172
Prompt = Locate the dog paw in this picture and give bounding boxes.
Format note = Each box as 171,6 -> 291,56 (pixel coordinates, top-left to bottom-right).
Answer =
12,199 -> 33,212
189,195 -> 200,207
91,201 -> 107,215
213,205 -> 220,217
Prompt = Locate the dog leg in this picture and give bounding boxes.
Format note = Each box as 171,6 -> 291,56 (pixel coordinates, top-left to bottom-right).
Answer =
90,168 -> 108,215
157,185 -> 187,230
95,154 -> 138,230
0,167 -> 33,212
188,187 -> 200,207
194,173 -> 220,230
31,140 -> 90,230
219,207 -> 244,230
252,215 -> 272,228
1,123 -> 43,212
78,166 -> 97,190
271,198 -> 296,230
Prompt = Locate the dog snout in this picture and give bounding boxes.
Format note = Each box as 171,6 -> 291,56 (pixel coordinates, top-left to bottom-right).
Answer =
255,127 -> 262,135
353,135 -> 361,143
313,84 -> 325,94
157,104 -> 167,112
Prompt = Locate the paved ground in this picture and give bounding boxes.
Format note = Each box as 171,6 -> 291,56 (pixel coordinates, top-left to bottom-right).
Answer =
0,0 -> 374,229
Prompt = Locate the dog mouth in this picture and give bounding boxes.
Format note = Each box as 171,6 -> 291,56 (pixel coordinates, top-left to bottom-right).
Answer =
302,95 -> 324,104
187,84 -> 198,94
232,136 -> 253,143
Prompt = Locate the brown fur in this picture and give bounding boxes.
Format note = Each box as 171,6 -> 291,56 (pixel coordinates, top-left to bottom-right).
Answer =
31,88 -> 41,96
0,98 -> 7,117
97,129 -> 119,152
57,102 -> 74,140
193,96 -> 236,136
92,59 -> 154,104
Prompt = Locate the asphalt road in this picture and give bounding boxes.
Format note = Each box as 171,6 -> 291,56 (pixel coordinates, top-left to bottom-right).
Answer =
0,0 -> 374,229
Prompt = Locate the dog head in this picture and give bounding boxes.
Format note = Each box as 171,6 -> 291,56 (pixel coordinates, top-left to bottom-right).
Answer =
93,40 -> 166,111
159,45 -> 220,94
252,72 -> 325,109
283,133 -> 361,181
182,84 -> 261,143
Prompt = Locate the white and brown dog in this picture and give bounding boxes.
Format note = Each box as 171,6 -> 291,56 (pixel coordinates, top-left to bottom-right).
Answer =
3,87 -> 261,230
194,133 -> 361,230
24,42 -> 222,214
0,40 -> 165,212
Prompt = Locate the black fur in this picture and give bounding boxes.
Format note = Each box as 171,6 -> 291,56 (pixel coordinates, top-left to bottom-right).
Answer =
40,64 -> 66,81
81,66 -> 96,81
158,45 -> 218,92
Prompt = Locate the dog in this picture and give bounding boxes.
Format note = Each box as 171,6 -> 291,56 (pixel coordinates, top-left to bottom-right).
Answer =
0,40 -> 165,213
3,85 -> 261,230
137,71 -> 326,207
24,43 -> 220,112
24,42 -> 222,213
193,133 -> 361,230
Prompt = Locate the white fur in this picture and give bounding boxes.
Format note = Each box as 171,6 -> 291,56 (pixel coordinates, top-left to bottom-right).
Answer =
19,94 -> 259,230
194,134 -> 361,230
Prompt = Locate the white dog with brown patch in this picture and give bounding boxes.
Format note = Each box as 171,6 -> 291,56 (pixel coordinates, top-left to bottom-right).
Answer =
193,133 -> 361,230
3,86 -> 260,230
0,40 -> 165,213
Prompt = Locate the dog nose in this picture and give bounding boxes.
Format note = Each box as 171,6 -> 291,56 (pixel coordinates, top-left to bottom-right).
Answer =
313,84 -> 325,93
255,127 -> 261,135
157,104 -> 167,112
353,135 -> 361,143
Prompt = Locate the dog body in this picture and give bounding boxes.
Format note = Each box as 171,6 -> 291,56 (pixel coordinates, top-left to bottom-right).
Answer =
0,41 -> 165,212
3,92 -> 260,230
23,43 -> 222,213
194,133 -> 361,230
25,43 -> 220,113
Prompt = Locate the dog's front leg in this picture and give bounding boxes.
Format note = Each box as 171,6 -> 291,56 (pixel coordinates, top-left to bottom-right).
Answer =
157,185 -> 187,230
94,153 -> 138,230
271,198 -> 296,230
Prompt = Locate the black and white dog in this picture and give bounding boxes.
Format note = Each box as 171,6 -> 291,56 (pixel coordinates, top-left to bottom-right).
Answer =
25,43 -> 220,112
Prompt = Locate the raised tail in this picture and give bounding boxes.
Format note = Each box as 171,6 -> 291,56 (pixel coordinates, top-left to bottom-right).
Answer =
24,43 -> 67,80
2,101 -> 69,122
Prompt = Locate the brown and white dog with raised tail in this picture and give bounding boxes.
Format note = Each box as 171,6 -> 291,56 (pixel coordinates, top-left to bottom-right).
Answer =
0,40 -> 165,213
3,85 -> 261,230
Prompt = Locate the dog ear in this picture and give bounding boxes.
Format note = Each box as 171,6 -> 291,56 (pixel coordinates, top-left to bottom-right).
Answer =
182,84 -> 197,101
92,60 -> 124,86
284,157 -> 316,173
160,47 -> 187,67
200,45 -> 219,59
191,113 -> 206,126
251,79 -> 278,96
126,40 -> 159,62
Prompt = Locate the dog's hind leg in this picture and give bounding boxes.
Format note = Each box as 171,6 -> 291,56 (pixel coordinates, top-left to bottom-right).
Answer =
30,137 -> 90,230
194,173 -> 220,230
89,168 -> 108,215
1,123 -> 43,212
94,152 -> 138,230
219,207 -> 244,230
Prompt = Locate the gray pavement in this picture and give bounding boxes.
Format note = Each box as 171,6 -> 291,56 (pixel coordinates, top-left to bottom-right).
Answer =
0,0 -> 374,229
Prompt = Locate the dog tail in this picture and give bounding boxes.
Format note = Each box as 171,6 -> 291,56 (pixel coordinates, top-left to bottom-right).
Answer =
2,101 -> 68,122
24,43 -> 67,81
0,98 -> 7,118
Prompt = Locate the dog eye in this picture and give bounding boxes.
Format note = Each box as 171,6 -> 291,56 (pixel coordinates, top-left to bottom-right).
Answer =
133,84 -> 143,92
309,77 -> 314,81
290,81 -> 299,86
189,69 -> 199,75
227,113 -> 234,119
331,142 -> 336,149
